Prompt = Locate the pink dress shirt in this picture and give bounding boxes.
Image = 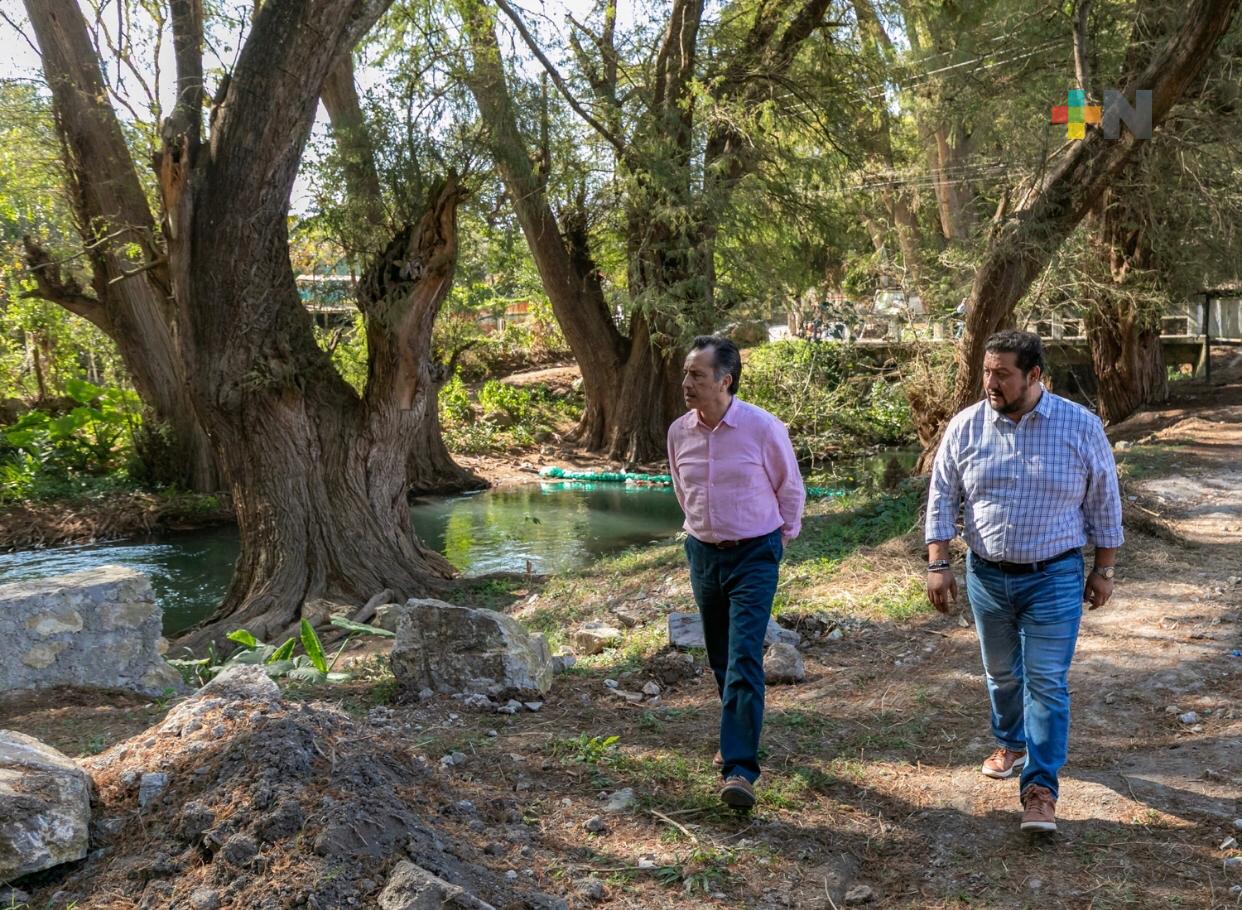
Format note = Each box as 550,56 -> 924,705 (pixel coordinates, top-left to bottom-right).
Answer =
666,397 -> 806,544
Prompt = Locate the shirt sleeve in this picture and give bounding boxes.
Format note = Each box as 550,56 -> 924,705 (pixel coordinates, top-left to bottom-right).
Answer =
1080,417 -> 1125,549
924,422 -> 963,543
762,419 -> 806,541
666,422 -> 687,514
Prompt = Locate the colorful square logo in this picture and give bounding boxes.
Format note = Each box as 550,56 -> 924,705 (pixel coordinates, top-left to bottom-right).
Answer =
1050,89 -> 1102,139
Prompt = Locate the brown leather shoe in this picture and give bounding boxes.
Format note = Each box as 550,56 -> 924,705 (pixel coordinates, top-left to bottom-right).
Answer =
713,750 -> 723,767
720,776 -> 755,809
981,747 -> 1027,779
1020,784 -> 1057,832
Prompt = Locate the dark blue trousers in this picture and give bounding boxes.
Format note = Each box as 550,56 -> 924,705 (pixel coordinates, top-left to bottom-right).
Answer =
684,530 -> 783,783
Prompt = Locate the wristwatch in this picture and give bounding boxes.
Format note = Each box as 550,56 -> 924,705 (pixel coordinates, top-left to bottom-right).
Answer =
1092,565 -> 1115,580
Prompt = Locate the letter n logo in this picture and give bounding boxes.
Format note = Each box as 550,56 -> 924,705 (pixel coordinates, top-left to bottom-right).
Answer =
1102,90 -> 1153,140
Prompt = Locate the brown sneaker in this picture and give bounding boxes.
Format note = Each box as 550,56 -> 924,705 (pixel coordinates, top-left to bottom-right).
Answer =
713,750 -> 723,767
720,776 -> 755,810
981,747 -> 1027,779
1020,784 -> 1057,832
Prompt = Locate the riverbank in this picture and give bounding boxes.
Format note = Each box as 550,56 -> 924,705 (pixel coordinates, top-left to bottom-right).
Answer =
5,359 -> 1241,907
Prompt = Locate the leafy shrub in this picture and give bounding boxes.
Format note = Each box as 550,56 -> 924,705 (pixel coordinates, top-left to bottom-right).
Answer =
478,379 -> 533,419
744,340 -> 914,462
168,617 -> 393,687
0,379 -> 141,502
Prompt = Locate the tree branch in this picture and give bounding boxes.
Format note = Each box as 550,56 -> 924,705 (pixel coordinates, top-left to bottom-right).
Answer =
321,53 -> 387,243
168,0 -> 204,149
1073,0 -> 1094,99
21,236 -> 113,335
491,0 -> 627,156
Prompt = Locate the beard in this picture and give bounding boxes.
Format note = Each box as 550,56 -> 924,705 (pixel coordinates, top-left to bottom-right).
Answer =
987,391 -> 1024,414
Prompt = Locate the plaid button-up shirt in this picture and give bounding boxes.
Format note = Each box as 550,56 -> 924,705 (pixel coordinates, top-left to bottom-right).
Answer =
925,391 -> 1124,563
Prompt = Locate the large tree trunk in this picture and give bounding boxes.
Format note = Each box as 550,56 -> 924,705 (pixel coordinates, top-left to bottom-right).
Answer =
462,0 -> 832,463
459,2 -> 669,462
914,0 -> 1238,471
1085,183 -> 1168,424
23,0 -> 219,493
321,58 -> 484,494
143,0 -> 466,649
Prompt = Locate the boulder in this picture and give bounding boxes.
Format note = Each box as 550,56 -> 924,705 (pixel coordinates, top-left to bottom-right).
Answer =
378,860 -> 496,910
390,599 -> 552,697
571,623 -> 623,655
0,566 -> 183,696
667,612 -> 799,651
764,642 -> 806,684
0,730 -> 92,883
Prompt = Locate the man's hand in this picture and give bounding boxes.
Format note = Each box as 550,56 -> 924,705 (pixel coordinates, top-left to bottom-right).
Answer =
1084,573 -> 1114,610
926,570 -> 959,614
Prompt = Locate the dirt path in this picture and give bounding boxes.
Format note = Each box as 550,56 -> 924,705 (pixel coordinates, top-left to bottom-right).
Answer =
5,375 -> 1241,909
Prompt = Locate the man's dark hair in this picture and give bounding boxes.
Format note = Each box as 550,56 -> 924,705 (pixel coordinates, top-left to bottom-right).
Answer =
690,335 -> 742,396
984,330 -> 1046,376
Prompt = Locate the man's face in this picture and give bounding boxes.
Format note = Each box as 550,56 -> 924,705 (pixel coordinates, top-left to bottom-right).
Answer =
682,348 -> 730,408
982,350 -> 1040,414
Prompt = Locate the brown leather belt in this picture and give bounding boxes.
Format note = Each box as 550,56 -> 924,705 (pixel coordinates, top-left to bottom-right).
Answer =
714,539 -> 740,549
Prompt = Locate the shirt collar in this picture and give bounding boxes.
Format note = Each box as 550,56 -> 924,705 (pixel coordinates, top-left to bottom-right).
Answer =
692,396 -> 742,430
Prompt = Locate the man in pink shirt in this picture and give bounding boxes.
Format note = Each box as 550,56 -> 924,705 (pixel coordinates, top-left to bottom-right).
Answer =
667,336 -> 805,809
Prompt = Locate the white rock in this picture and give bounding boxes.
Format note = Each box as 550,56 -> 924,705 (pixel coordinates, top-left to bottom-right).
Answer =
138,772 -> 169,808
1221,837 -> 1238,850
764,642 -> 806,684
668,612 -> 798,650
0,731 -> 91,882
1234,818 -> 1242,831
845,884 -> 874,903
603,679 -> 619,689
584,815 -> 607,833
1224,857 -> 1242,871
603,788 -> 636,813
572,623 -> 624,655
641,682 -> 661,697
1179,711 -> 1200,724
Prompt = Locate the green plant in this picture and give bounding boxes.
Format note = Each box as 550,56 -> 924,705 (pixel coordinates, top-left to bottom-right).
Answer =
0,380 -> 142,502
551,733 -> 621,764
167,616 -> 393,686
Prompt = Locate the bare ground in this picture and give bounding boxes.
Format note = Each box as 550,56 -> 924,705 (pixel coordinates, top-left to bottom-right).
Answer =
4,366 -> 1242,909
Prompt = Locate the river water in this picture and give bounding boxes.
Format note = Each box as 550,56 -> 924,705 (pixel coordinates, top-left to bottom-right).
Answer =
0,483 -> 686,634
0,451 -> 916,634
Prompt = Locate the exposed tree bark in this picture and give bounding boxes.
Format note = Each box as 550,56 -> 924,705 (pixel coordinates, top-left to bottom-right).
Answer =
915,0 -> 1238,470
23,0 -> 220,493
461,0 -> 834,462
1084,191 -> 1169,422
145,0 -> 465,648
1084,1 -> 1168,424
320,57 -> 484,494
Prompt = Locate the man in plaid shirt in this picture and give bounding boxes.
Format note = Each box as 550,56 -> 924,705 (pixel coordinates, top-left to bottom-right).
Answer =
925,330 -> 1124,833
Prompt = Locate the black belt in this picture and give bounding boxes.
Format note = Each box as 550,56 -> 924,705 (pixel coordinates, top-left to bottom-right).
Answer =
971,548 -> 1080,574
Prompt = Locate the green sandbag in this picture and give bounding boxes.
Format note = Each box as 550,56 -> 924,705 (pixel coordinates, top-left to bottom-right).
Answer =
538,466 -> 845,498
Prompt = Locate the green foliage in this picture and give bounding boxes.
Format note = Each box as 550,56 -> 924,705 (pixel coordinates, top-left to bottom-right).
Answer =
441,380 -> 581,455
550,733 -> 621,765
745,340 -> 914,462
0,383 -> 142,503
169,616 -> 392,687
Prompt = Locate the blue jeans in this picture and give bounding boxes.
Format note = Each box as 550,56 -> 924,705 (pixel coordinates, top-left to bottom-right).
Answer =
684,530 -> 783,784
966,550 -> 1084,798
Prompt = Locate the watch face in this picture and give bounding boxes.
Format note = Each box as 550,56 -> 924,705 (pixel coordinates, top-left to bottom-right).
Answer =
1096,566 -> 1115,579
